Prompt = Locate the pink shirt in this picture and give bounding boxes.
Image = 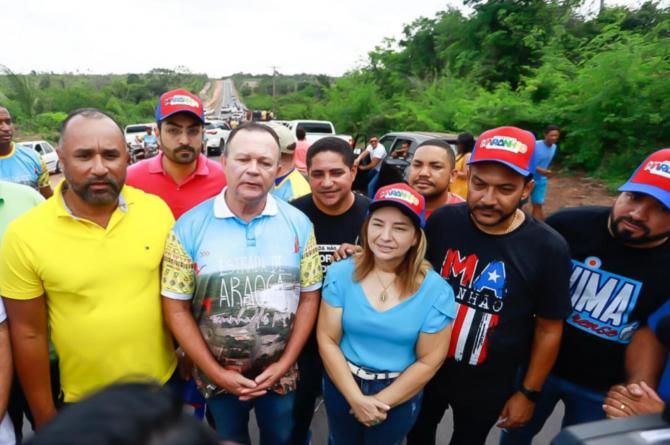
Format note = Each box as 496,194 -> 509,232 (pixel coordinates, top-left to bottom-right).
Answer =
126,153 -> 227,219
294,140 -> 310,175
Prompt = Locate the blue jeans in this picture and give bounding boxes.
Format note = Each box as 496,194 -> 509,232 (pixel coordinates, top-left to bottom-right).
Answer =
323,371 -> 423,445
367,170 -> 380,197
207,390 -> 296,445
499,373 -> 607,445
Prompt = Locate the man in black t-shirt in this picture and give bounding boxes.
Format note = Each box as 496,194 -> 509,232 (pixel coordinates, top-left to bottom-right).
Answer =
503,148 -> 670,445
407,126 -> 572,445
290,136 -> 370,445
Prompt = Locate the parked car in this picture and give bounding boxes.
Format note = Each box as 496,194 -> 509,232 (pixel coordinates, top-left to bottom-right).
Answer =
16,140 -> 60,173
204,120 -> 231,156
378,131 -> 460,180
283,120 -> 351,145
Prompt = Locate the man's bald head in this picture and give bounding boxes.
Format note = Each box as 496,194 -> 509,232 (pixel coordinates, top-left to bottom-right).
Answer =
59,108 -> 124,149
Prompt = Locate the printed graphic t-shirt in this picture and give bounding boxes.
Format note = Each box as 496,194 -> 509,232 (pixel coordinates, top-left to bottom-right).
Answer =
0,143 -> 50,190
291,193 -> 370,274
426,203 -> 571,374
547,206 -> 670,391
161,190 -> 323,397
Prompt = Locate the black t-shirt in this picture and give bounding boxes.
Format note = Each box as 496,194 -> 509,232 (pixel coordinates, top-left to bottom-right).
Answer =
292,193 -> 370,273
547,206 -> 670,391
426,203 -> 572,375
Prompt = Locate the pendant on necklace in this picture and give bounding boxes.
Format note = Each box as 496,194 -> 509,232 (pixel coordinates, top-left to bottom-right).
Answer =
379,290 -> 387,302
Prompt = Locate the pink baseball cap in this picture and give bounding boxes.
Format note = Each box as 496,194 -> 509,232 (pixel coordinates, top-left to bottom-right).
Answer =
155,89 -> 204,123
469,126 -> 536,176
369,183 -> 426,228
619,148 -> 670,209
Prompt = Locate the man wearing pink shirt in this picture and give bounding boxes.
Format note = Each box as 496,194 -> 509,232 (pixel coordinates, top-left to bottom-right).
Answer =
293,127 -> 310,175
126,89 -> 227,219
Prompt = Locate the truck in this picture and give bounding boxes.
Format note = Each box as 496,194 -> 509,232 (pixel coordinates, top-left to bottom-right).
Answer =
282,120 -> 350,145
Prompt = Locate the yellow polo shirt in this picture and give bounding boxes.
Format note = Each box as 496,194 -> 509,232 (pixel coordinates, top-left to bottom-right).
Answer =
0,182 -> 177,402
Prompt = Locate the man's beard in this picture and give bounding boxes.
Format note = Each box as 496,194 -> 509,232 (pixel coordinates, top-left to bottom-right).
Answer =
65,174 -> 124,206
609,212 -> 670,245
166,145 -> 198,164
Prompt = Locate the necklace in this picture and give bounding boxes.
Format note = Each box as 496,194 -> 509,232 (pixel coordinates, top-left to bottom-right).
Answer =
374,270 -> 395,303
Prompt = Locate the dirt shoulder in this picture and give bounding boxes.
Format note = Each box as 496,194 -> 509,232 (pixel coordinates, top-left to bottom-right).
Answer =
542,172 -> 615,216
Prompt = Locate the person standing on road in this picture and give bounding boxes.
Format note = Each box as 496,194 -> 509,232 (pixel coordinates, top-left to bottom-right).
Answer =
290,137 -> 371,444
407,126 -> 572,445
529,125 -> 560,220
408,139 -> 464,219
269,122 -> 311,202
0,181 -> 45,444
0,107 -> 53,198
502,148 -> 670,444
354,136 -> 387,197
450,133 -> 475,201
318,183 -> 456,445
160,122 -> 322,444
126,89 -> 226,219
294,126 -> 310,175
0,108 -> 178,429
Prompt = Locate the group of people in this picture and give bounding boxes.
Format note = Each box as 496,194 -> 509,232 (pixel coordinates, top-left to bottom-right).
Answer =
0,87 -> 668,445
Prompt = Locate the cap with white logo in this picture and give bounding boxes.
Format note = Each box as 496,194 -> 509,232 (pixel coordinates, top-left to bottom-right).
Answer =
469,126 -> 536,177
619,148 -> 670,209
155,89 -> 204,124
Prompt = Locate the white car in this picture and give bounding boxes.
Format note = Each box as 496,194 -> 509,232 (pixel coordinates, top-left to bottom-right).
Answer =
124,123 -> 156,148
17,140 -> 60,173
204,120 -> 231,156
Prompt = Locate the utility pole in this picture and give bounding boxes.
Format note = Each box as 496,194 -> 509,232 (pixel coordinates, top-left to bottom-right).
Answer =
270,65 -> 280,114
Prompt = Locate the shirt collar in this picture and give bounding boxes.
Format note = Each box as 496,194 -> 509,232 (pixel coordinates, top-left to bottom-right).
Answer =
148,153 -> 211,176
55,180 -> 129,219
213,186 -> 278,219
0,143 -> 16,160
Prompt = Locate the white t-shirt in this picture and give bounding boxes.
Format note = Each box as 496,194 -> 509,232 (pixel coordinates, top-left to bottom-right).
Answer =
365,144 -> 387,172
0,300 -> 14,445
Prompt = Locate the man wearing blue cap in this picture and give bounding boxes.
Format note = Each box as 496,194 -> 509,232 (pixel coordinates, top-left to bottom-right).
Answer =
503,148 -> 670,444
407,126 -> 572,445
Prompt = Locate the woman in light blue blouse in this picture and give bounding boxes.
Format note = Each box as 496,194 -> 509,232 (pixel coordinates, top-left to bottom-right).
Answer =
317,183 -> 457,445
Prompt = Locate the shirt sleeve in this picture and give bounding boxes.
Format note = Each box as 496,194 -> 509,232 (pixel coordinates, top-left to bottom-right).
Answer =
421,277 -> 458,333
37,158 -> 50,188
0,299 -> 7,323
535,234 -> 573,319
0,224 -> 44,300
321,266 -> 344,308
161,231 -> 196,300
300,231 -> 323,292
649,298 -> 670,334
371,146 -> 386,160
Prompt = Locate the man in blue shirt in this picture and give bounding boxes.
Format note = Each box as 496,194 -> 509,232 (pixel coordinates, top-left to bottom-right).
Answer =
161,122 -> 322,445
0,107 -> 53,198
530,125 -> 560,220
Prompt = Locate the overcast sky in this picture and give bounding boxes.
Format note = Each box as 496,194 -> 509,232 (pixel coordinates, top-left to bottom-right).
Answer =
3,0 -> 659,77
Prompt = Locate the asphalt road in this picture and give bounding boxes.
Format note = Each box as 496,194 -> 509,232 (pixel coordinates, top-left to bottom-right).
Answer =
44,166 -> 565,444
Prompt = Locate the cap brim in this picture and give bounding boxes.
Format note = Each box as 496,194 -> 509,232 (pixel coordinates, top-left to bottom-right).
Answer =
619,182 -> 670,210
157,109 -> 204,124
468,158 -> 530,177
369,200 -> 424,228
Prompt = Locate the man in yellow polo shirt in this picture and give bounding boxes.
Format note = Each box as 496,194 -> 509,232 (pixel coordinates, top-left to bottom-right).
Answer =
0,108 -> 177,429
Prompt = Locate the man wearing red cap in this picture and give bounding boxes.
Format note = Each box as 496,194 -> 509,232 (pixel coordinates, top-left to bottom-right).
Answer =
126,89 -> 226,219
503,148 -> 670,444
407,126 -> 572,445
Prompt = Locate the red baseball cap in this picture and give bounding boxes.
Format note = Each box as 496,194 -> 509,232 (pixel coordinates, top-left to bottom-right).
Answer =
619,149 -> 670,209
155,89 -> 204,123
369,183 -> 426,228
469,126 -> 536,176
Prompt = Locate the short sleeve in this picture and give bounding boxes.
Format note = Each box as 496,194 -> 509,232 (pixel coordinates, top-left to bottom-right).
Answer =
0,299 -> 6,323
161,231 -> 196,300
421,278 -> 457,333
0,224 -> 44,300
649,299 -> 670,334
371,147 -> 385,159
321,265 -> 344,308
535,233 -> 572,319
300,231 -> 323,292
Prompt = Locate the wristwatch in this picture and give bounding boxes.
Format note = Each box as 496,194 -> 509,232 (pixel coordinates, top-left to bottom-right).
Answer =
519,385 -> 541,402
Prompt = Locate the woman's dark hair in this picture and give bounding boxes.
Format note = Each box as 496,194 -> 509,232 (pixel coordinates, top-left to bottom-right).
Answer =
26,383 -> 220,445
456,133 -> 475,155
